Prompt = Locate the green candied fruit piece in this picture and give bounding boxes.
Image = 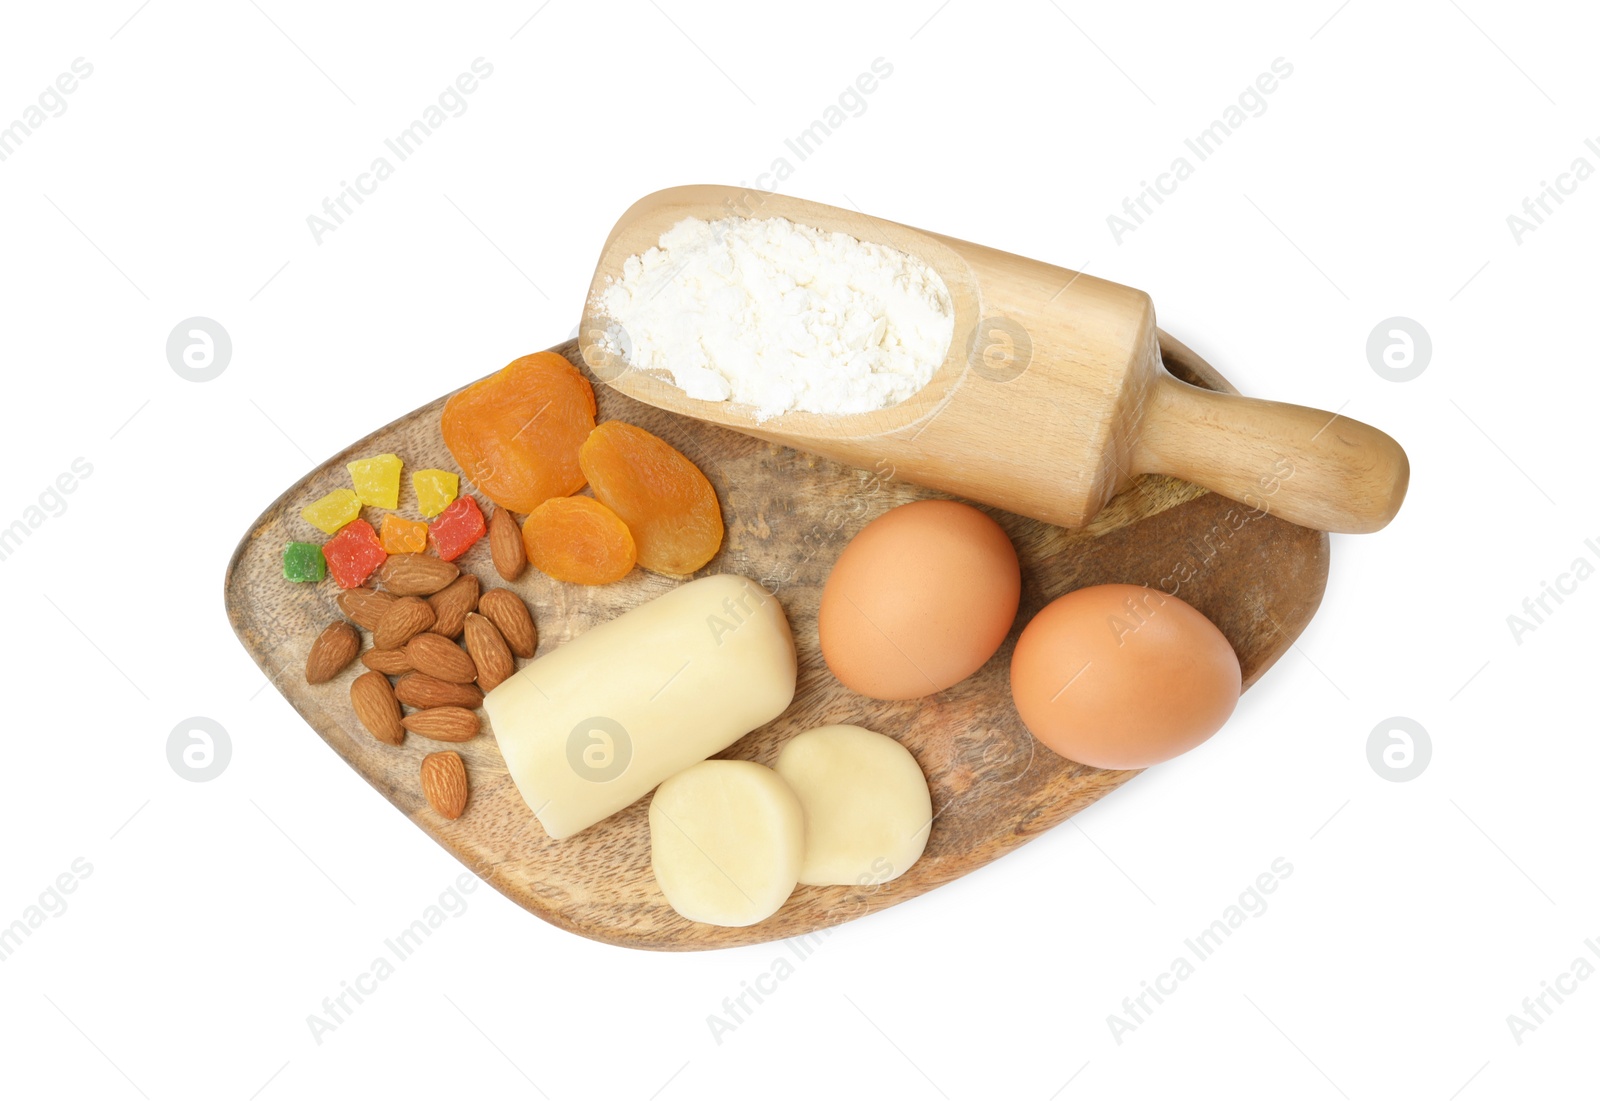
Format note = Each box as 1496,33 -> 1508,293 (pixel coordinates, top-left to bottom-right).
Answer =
282,541 -> 327,583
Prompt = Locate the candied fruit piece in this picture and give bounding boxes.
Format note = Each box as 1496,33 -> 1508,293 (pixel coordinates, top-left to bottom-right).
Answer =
380,514 -> 428,554
429,496 -> 486,562
413,469 -> 459,518
347,453 -> 402,509
523,496 -> 635,585
441,352 -> 596,513
323,519 -> 387,589
579,421 -> 724,575
301,488 -> 363,534
282,542 -> 326,583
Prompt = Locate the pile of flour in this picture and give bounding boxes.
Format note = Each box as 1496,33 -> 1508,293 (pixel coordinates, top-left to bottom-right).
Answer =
595,216 -> 954,421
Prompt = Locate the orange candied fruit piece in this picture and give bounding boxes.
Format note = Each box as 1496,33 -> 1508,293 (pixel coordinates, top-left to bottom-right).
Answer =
441,352 -> 597,514
522,496 -> 636,585
379,514 -> 429,555
579,421 -> 724,576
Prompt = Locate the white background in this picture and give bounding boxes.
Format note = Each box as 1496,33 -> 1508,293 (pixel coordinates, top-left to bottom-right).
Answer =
2,1 -> 1595,1098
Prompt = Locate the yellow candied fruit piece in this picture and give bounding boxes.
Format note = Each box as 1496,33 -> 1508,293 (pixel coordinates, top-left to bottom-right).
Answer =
300,488 -> 363,534
380,514 -> 428,554
347,453 -> 403,510
412,468 -> 459,518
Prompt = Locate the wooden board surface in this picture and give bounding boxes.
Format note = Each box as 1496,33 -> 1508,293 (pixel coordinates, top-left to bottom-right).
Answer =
224,333 -> 1328,951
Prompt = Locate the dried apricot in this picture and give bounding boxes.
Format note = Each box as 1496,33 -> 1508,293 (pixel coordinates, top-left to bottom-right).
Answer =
579,421 -> 723,576
441,352 -> 596,513
523,496 -> 636,585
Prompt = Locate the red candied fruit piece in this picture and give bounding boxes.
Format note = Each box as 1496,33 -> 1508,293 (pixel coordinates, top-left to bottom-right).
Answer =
322,519 -> 387,589
429,496 -> 486,562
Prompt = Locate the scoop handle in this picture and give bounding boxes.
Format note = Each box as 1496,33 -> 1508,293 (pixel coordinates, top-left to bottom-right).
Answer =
1130,373 -> 1409,534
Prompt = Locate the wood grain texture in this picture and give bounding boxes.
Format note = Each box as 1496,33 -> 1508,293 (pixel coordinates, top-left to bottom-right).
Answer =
580,184 -> 1406,533
225,334 -> 1328,951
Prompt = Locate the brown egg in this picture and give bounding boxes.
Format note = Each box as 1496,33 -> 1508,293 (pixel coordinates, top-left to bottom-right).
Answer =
1009,584 -> 1240,769
819,500 -> 1021,701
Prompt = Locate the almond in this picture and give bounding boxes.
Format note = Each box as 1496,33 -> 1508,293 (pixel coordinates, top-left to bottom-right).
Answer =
373,596 -> 436,650
336,587 -> 396,632
404,633 -> 478,684
360,648 -> 413,676
350,671 -> 405,745
463,613 -> 515,692
478,589 -> 537,658
395,673 -> 484,710
305,621 -> 360,684
420,751 -> 469,818
401,706 -> 479,742
488,507 -> 527,581
427,574 -> 480,640
378,553 -> 459,596
334,588 -> 396,633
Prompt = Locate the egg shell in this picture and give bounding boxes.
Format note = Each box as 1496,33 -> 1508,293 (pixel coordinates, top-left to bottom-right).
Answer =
1009,583 -> 1241,769
819,499 -> 1021,701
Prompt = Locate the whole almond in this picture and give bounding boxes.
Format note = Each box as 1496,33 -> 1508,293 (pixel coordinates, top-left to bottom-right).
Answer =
401,706 -> 479,742
427,574 -> 480,639
360,648 -> 413,676
378,553 -> 459,596
395,673 -> 484,710
404,633 -> 478,684
463,613 -> 515,692
350,671 -> 404,745
373,596 -> 436,650
420,751 -> 469,818
306,621 -> 360,684
488,507 -> 527,581
478,589 -> 537,658
337,587 -> 397,631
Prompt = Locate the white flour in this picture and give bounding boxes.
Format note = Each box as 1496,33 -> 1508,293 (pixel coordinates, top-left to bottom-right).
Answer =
595,216 -> 954,421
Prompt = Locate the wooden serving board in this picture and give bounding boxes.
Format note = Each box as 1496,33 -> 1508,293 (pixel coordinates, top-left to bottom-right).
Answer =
225,334 -> 1328,951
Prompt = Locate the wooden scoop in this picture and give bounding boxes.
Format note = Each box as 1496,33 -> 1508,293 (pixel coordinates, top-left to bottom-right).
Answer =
578,185 -> 1408,534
